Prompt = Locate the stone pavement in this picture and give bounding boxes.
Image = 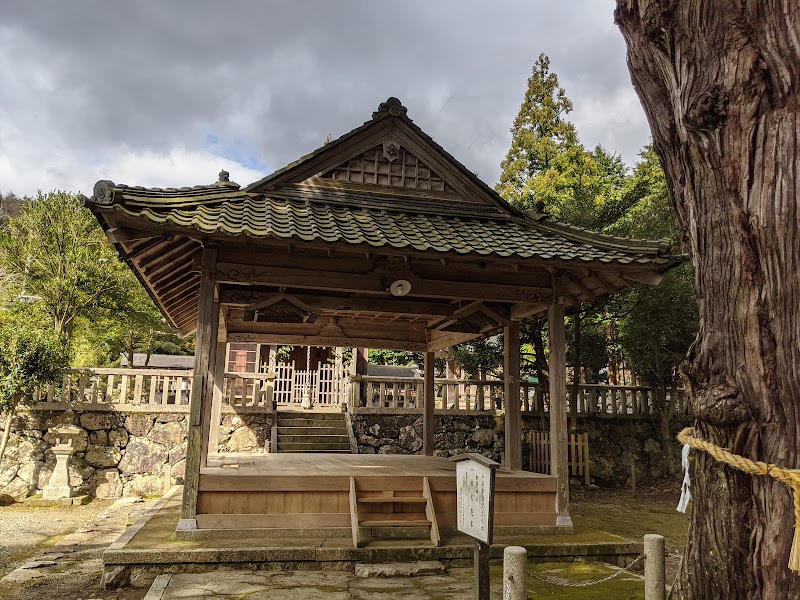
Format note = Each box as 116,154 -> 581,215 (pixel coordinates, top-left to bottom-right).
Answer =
149,569 -> 479,600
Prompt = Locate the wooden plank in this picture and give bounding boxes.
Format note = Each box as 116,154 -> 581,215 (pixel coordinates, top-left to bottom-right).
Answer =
423,352 -> 435,456
548,276 -> 569,523
423,476 -> 440,547
504,322 -> 522,470
349,477 -> 359,548
196,513 -> 351,529
181,246 -> 218,525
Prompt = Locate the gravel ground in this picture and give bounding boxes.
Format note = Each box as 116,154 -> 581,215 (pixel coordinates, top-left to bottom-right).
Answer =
0,497 -> 158,600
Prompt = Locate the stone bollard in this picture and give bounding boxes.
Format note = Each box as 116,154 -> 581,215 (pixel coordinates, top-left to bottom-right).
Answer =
503,545 -> 528,600
644,534 -> 666,600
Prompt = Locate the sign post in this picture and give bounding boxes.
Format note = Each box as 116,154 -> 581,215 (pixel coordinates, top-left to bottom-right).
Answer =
451,453 -> 499,600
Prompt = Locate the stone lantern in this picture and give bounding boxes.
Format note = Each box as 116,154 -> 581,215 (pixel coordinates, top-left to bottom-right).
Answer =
42,425 -> 83,500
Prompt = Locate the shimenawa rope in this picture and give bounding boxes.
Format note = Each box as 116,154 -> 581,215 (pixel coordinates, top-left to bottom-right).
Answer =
677,427 -> 800,573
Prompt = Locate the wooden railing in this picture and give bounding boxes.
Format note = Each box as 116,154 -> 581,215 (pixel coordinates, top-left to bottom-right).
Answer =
357,376 -> 688,416
523,384 -> 689,417
33,368 -> 193,407
30,368 -> 688,418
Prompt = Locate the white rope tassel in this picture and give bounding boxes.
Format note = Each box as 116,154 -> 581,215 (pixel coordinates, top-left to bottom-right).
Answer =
677,443 -> 691,513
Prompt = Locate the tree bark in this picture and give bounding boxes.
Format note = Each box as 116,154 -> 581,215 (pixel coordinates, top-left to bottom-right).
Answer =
615,2 -> 800,597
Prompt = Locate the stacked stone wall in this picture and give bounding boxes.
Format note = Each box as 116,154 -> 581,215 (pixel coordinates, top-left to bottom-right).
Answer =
353,410 -> 691,487
0,408 -> 271,501
1,405 -> 690,501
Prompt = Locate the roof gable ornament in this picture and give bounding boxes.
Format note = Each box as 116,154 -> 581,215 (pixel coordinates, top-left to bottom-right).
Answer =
373,97 -> 408,119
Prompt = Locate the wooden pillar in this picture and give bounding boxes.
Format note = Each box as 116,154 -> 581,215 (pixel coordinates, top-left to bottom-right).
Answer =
179,246 -> 218,531
548,276 -> 571,526
423,351 -> 435,456
207,339 -> 227,454
504,322 -> 522,470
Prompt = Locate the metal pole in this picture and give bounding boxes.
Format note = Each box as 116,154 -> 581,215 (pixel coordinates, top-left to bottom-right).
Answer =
644,534 -> 666,600
503,545 -> 528,600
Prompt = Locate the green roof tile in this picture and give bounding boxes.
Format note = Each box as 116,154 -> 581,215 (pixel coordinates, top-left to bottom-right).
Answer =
88,183 -> 681,269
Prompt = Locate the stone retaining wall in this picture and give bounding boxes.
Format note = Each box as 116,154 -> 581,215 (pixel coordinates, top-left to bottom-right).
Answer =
0,407 -> 272,501
1,405 -> 689,501
353,409 -> 691,487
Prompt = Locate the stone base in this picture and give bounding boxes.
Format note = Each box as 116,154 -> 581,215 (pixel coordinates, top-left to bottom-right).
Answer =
42,485 -> 72,500
24,494 -> 90,507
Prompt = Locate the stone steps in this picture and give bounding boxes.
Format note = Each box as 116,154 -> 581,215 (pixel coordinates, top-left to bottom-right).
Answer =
275,412 -> 352,454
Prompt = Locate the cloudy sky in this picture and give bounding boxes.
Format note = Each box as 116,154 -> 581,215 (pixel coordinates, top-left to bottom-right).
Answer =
0,1 -> 650,198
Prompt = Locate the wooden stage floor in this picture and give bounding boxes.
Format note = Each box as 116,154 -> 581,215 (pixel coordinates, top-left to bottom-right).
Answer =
204,452 -> 552,479
194,452 -> 559,537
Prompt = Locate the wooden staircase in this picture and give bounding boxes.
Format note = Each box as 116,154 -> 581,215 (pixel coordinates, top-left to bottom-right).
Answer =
276,412 -> 352,453
349,476 -> 440,548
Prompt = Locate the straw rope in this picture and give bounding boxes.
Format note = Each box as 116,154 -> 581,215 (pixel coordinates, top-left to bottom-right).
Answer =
677,427 -> 800,573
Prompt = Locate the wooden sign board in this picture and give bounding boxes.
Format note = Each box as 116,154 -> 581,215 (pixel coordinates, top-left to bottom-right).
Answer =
452,454 -> 498,545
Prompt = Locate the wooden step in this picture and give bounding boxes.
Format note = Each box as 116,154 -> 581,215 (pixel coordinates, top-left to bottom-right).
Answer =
357,497 -> 427,504
359,519 -> 431,527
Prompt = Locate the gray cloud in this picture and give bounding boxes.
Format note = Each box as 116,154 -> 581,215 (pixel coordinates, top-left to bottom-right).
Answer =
0,0 -> 650,196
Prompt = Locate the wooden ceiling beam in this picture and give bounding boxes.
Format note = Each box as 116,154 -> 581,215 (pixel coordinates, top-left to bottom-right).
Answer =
143,240 -> 199,279
563,273 -> 599,302
591,273 -> 620,295
215,262 -> 551,304
225,333 -> 426,352
219,288 -> 458,317
426,330 -> 485,353
157,273 -> 199,302
510,302 -> 549,321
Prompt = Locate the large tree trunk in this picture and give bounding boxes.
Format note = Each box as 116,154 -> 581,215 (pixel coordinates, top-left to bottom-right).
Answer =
615,2 -> 800,597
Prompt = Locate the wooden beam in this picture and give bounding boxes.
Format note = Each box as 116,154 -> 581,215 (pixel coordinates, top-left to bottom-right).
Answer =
225,333 -> 426,351
215,262 -> 551,304
591,272 -> 618,295
180,246 -> 218,530
143,240 -> 198,279
509,302 -> 549,321
107,225 -> 160,244
504,321 -> 522,470
423,351 -> 435,456
548,276 -> 570,526
219,289 -> 457,317
621,271 -> 666,286
207,341 -> 227,454
426,330 -> 484,352
563,272 -> 599,301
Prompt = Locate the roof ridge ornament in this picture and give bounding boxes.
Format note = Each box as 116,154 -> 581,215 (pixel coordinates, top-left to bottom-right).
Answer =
216,169 -> 240,189
373,97 -> 408,119
92,180 -> 116,205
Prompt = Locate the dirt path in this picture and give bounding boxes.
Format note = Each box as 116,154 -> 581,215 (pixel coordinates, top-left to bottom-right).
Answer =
0,497 -> 158,600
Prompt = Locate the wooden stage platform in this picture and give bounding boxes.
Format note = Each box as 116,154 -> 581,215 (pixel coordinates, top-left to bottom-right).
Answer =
192,453 -> 559,544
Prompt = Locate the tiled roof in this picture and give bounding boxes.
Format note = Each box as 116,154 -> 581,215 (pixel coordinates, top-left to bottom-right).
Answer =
89,181 -> 677,266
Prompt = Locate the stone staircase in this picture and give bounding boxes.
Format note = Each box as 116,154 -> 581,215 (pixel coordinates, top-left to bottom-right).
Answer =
275,411 -> 352,453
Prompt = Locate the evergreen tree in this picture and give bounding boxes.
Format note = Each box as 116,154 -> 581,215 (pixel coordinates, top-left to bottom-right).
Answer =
496,53 -> 580,208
